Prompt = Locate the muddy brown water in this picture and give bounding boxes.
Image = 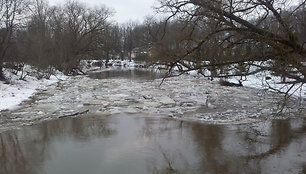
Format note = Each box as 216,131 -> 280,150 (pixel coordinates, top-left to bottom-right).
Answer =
0,114 -> 306,174
88,68 -> 165,80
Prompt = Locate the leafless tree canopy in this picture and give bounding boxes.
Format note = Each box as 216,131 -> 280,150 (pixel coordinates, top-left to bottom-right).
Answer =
17,0 -> 113,73
0,0 -> 30,80
151,0 -> 306,86
0,0 -> 114,77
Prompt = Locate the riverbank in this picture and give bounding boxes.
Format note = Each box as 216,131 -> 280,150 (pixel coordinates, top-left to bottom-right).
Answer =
0,65 -> 67,111
0,60 -> 139,111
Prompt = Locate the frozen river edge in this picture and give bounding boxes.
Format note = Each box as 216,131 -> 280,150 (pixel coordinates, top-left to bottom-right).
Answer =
0,69 -> 305,133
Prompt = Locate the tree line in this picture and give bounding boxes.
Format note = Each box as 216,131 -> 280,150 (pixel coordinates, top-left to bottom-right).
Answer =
0,0 -> 151,80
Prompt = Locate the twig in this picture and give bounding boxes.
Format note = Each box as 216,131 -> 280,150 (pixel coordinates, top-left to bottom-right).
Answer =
59,109 -> 89,119
159,62 -> 176,87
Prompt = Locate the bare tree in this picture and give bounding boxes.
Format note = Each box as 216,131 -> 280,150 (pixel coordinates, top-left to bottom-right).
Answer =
97,25 -> 122,61
122,22 -> 138,60
0,0 -> 30,80
16,0 -> 113,74
154,0 -> 306,93
57,1 -> 112,73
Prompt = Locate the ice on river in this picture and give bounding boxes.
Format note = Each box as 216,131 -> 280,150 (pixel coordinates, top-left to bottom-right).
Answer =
0,71 -> 304,132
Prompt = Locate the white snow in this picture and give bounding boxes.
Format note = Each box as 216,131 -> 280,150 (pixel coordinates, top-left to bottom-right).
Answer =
0,66 -> 67,111
166,61 -> 306,98
226,71 -> 306,98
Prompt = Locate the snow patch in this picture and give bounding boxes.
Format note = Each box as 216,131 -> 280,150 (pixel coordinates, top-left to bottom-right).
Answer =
0,66 -> 67,111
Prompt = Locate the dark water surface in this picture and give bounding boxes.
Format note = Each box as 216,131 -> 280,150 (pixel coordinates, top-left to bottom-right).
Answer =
0,115 -> 305,174
88,68 -> 164,80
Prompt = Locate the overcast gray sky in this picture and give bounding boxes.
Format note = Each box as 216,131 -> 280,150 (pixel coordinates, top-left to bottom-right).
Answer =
48,0 -> 158,24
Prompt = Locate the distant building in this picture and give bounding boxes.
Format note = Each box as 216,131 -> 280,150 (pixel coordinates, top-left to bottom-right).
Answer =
131,47 -> 151,59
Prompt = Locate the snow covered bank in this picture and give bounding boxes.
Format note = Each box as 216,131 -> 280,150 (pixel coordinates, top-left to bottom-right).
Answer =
0,66 -> 67,111
227,72 -> 306,99
175,63 -> 306,99
0,60 -> 140,112
80,59 -> 143,71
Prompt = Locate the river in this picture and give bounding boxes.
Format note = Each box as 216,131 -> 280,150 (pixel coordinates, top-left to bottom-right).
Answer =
1,114 -> 306,174
0,68 -> 305,174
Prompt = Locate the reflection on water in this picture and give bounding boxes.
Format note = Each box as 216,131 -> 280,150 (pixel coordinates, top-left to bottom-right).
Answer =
88,68 -> 164,80
0,115 -> 306,174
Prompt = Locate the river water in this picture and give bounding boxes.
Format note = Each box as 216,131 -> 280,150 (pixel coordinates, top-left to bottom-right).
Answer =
88,68 -> 165,80
0,68 -> 306,174
1,115 -> 306,174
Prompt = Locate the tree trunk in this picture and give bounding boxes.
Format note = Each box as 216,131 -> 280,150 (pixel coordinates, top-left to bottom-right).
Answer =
0,63 -> 5,81
129,50 -> 132,61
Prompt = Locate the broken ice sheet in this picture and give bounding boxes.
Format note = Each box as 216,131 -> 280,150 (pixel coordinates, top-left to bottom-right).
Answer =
0,72 -> 304,132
